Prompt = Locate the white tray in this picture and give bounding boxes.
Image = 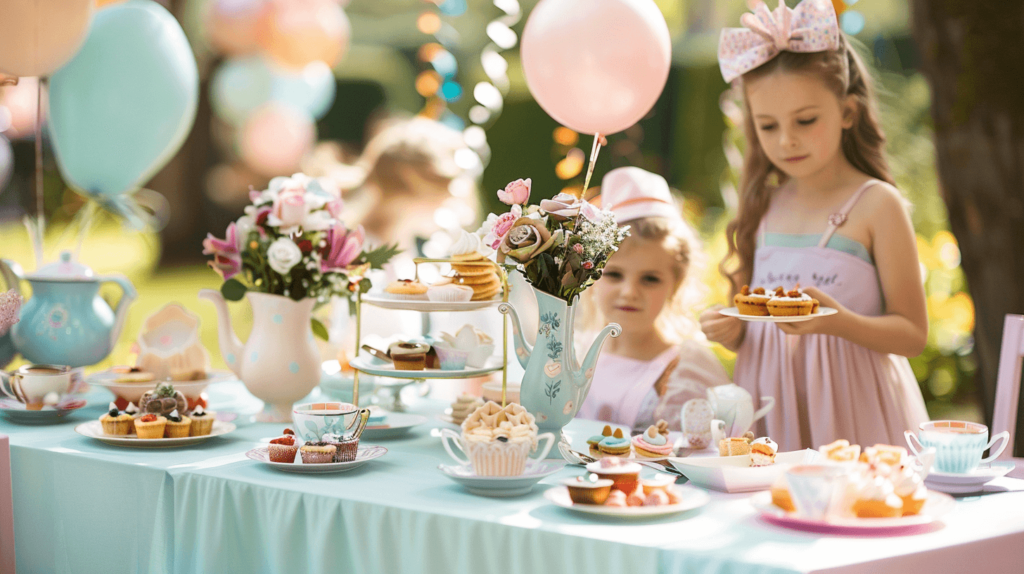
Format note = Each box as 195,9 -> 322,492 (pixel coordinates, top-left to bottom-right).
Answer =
668,449 -> 820,492
719,307 -> 837,323
544,485 -> 709,517
75,420 -> 235,447
361,293 -> 501,312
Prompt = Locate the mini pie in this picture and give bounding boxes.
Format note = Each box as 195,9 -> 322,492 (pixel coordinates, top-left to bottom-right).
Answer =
384,279 -> 429,299
733,285 -> 771,316
765,287 -> 819,317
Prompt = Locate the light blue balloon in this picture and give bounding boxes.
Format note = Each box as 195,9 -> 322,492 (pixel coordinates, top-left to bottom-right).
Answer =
48,0 -> 198,198
269,61 -> 337,120
210,56 -> 273,125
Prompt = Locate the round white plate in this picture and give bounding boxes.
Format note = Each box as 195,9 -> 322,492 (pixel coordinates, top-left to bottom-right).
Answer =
439,461 -> 564,496
75,420 -> 236,447
246,445 -> 387,473
350,355 -> 503,379
545,485 -> 710,517
361,293 -> 501,312
719,306 -> 837,323
750,490 -> 955,532
0,397 -> 87,424
360,413 -> 428,440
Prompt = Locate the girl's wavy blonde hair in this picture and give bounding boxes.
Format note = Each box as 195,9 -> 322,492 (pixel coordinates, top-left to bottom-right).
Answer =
721,34 -> 894,294
580,212 -> 707,344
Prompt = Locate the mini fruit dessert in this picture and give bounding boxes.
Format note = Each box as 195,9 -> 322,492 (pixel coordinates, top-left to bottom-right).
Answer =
449,394 -> 484,425
564,475 -> 614,505
100,402 -> 134,435
749,437 -> 778,467
585,457 -> 641,493
632,425 -> 674,458
268,434 -> 300,463
140,382 -> 188,417
587,425 -> 614,456
134,413 -> 167,439
598,428 -> 631,456
819,439 -> 861,462
852,476 -> 904,518
734,285 -> 772,316
384,279 -> 429,300
322,432 -> 359,463
718,436 -> 753,457
188,405 -> 216,436
163,409 -> 192,438
766,287 -> 819,317
300,442 -> 337,464
460,401 -> 540,476
388,341 -> 430,370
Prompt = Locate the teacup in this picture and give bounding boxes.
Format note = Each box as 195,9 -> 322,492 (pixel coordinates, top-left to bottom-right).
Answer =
785,464 -> 848,520
905,420 -> 1009,475
440,428 -> 555,477
292,402 -> 370,443
0,364 -> 72,410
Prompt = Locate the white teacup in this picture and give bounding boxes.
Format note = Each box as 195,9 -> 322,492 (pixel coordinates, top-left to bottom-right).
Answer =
441,428 -> 555,477
0,364 -> 72,409
906,420 -> 1008,475
785,464 -> 848,520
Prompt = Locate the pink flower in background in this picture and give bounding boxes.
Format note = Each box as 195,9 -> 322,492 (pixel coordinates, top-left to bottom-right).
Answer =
321,222 -> 365,272
484,211 -> 519,249
497,178 -> 531,205
326,197 -> 344,219
0,289 -> 21,337
573,243 -> 584,254
579,200 -> 602,223
203,223 -> 242,280
271,188 -> 309,230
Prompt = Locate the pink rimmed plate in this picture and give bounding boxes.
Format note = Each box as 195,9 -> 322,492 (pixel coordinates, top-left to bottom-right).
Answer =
750,490 -> 955,533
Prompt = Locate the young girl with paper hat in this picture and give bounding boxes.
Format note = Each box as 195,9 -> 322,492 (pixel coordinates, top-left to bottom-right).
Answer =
576,166 -> 730,432
699,0 -> 928,450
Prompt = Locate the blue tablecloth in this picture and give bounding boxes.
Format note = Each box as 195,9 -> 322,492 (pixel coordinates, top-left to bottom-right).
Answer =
7,383 -> 1024,574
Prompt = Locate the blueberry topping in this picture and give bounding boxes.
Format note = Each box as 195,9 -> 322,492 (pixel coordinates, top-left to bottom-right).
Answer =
108,408 -> 119,417
496,436 -> 508,443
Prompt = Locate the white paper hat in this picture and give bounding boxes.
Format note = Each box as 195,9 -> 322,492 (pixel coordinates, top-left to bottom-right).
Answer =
598,167 -> 679,224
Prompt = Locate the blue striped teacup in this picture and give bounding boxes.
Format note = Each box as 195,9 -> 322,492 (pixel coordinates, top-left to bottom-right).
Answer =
905,421 -> 1009,475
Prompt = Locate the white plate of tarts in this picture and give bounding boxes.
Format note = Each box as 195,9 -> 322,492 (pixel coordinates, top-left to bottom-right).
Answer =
751,490 -> 955,533
722,285 -> 837,323
75,407 -> 234,447
244,429 -> 387,474
545,469 -> 710,517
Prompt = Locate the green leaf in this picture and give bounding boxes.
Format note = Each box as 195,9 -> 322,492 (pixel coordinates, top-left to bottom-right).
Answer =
311,318 -> 330,341
221,278 -> 247,301
360,243 -> 402,269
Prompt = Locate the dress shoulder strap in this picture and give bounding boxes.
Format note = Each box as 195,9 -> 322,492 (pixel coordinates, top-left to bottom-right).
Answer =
818,179 -> 883,247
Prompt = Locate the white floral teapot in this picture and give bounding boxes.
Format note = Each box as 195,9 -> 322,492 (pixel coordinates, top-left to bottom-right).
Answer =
706,384 -> 774,438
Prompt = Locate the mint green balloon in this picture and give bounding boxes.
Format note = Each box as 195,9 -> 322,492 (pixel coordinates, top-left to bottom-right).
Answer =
48,0 -> 198,198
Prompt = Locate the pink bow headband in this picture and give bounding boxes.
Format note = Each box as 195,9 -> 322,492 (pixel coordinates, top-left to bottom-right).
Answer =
718,0 -> 840,83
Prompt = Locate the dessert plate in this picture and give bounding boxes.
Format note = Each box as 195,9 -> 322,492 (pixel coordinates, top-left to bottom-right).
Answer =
751,490 -> 955,533
350,355 -> 503,379
668,449 -> 820,493
361,293 -> 501,312
923,462 -> 1016,494
545,485 -> 710,517
439,461 -> 564,497
75,420 -> 236,447
0,397 -> 87,424
719,307 -> 837,323
359,413 -> 428,440
246,445 -> 387,474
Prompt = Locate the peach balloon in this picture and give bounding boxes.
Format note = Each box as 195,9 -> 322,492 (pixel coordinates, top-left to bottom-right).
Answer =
0,0 -> 93,77
206,0 -> 268,56
521,0 -> 671,135
259,0 -> 350,69
239,103 -> 316,178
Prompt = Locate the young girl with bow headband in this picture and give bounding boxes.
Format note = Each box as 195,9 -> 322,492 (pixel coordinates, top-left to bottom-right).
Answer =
700,0 -> 929,450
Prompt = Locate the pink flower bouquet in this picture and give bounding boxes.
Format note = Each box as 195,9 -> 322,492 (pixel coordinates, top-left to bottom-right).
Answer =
203,174 -> 399,330
476,178 -> 628,302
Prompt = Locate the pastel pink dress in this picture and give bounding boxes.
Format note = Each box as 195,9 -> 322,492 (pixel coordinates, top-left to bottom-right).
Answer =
734,180 -> 929,451
577,341 -> 732,432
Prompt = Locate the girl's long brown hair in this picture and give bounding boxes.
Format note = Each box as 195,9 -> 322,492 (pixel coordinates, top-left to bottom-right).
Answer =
720,35 -> 895,295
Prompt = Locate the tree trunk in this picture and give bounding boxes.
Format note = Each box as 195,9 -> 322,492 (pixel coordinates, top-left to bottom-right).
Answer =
911,1 -> 1024,454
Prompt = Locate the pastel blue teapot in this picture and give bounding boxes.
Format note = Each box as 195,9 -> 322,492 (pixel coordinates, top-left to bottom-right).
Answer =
3,252 -> 137,368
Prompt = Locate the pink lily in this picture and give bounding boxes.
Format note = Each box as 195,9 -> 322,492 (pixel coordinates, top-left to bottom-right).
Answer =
203,223 -> 242,280
321,222 -> 365,272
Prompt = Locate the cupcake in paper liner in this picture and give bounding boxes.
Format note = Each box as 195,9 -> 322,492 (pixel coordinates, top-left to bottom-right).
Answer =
462,434 -> 533,476
433,343 -> 469,370
426,283 -> 474,303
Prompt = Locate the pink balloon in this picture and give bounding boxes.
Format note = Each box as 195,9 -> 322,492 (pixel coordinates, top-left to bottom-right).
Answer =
521,0 -> 671,135
205,0 -> 268,56
239,103 -> 316,178
0,77 -> 46,139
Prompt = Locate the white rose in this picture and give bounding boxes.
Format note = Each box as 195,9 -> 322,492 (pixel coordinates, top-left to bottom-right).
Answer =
235,215 -> 256,249
267,238 -> 303,275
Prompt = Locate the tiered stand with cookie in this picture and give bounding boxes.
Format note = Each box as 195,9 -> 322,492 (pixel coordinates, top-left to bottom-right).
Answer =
348,257 -> 514,411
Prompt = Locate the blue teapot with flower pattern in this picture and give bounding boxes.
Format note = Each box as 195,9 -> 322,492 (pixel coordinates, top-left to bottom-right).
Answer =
3,252 -> 137,368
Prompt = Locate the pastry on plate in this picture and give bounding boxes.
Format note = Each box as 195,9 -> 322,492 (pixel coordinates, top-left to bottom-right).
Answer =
640,473 -> 675,495
586,457 -> 641,493
134,414 -> 167,439
163,409 -> 192,438
100,403 -> 134,435
388,341 -> 430,370
188,405 -> 216,436
749,437 -> 778,467
384,279 -> 429,300
892,466 -> 927,516
819,439 -> 861,462
139,382 -> 188,417
733,285 -> 771,316
860,444 -> 906,466
587,425 -> 613,456
766,287 -> 819,317
323,432 -> 359,462
770,476 -> 795,512
597,428 -> 631,456
450,394 -> 484,425
564,476 -> 613,505
300,443 -> 337,464
852,476 -> 903,518
268,434 -> 299,463
632,425 -> 674,458
718,436 -> 752,457
426,283 -> 474,303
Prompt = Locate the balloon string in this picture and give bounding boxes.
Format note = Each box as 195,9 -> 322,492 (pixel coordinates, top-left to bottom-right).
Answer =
33,79 -> 45,268
580,132 -> 602,198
